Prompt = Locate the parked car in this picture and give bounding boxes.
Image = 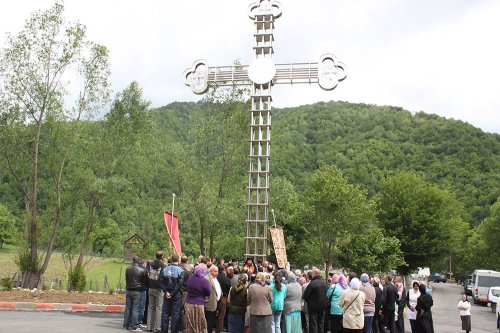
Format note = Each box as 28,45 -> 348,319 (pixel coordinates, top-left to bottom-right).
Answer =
464,278 -> 474,296
429,273 -> 448,283
488,286 -> 500,313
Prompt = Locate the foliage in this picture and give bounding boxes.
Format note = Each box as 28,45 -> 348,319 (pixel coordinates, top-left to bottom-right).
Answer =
469,199 -> 500,271
0,203 -> 16,248
172,84 -> 249,257
376,171 -> 469,274
302,165 -> 404,274
0,1 -> 110,288
68,264 -> 87,292
15,245 -> 41,274
1,277 -> 13,291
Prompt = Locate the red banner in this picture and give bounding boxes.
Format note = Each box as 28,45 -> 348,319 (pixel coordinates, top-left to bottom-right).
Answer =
164,212 -> 182,256
270,228 -> 288,269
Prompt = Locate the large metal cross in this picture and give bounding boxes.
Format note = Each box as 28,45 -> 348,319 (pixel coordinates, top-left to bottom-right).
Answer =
183,0 -> 346,264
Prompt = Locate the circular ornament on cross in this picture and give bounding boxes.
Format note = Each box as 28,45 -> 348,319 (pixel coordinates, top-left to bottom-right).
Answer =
248,58 -> 276,84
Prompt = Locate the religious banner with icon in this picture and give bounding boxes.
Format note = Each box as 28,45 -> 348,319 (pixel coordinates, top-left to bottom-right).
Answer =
270,228 -> 288,269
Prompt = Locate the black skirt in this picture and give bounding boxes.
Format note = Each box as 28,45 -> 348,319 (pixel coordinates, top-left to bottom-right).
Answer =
460,315 -> 471,331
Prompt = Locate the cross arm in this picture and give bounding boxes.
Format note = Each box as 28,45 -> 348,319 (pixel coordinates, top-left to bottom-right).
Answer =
184,54 -> 347,94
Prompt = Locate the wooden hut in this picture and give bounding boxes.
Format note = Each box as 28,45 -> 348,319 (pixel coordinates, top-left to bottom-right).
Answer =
123,234 -> 144,263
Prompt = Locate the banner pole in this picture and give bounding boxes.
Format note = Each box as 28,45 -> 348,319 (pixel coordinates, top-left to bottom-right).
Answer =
172,193 -> 176,222
170,193 -> 176,255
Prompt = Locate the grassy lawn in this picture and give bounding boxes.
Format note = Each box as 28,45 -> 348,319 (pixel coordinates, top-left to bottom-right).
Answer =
86,259 -> 128,291
0,245 -> 127,291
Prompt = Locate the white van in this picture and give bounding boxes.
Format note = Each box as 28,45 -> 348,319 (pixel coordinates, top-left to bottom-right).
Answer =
472,269 -> 500,304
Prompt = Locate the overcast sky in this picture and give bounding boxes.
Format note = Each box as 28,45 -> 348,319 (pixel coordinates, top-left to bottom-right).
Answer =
1,0 -> 499,133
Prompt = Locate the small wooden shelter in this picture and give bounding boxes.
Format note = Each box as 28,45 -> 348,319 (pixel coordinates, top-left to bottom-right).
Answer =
123,234 -> 144,263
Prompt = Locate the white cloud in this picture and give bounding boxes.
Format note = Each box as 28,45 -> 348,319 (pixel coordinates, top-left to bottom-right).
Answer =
1,0 -> 498,132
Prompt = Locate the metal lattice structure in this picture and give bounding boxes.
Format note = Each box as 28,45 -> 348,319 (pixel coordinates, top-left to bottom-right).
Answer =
184,0 -> 346,263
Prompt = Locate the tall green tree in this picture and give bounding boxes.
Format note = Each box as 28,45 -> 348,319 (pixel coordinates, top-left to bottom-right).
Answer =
376,171 -> 469,274
173,85 -> 249,257
73,81 -> 150,268
303,165 -> 403,276
0,2 -> 110,287
469,199 -> 500,271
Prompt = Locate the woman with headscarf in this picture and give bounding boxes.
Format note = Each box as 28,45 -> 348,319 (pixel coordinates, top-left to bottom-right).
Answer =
184,264 -> 211,333
339,278 -> 366,333
457,293 -> 471,333
338,273 -> 349,290
326,274 -> 344,333
416,283 -> 434,333
359,274 -> 375,333
406,281 -> 421,333
270,272 -> 287,333
228,274 -> 248,333
247,272 -> 273,333
284,272 -> 302,333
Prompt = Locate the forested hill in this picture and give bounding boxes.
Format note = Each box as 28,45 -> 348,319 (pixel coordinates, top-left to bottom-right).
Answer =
154,100 -> 499,226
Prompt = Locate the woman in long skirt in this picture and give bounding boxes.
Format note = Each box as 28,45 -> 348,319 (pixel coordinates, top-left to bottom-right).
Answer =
284,272 -> 303,333
416,283 -> 434,333
247,273 -> 273,333
184,264 -> 211,333
457,293 -> 471,333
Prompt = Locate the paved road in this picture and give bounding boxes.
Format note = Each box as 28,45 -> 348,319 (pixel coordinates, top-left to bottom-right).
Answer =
0,283 -> 498,333
410,282 -> 498,333
0,311 -> 124,333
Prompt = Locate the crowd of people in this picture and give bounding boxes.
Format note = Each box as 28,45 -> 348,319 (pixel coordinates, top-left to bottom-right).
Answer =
123,253 -> 436,333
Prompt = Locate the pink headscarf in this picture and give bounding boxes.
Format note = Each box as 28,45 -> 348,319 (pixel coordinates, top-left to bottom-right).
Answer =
330,274 -> 339,285
338,274 -> 348,289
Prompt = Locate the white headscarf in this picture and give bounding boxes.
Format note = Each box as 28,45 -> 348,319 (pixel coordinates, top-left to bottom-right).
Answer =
350,277 -> 361,290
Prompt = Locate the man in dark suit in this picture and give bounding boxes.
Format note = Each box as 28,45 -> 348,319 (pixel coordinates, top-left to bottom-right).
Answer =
381,275 -> 398,333
303,268 -> 328,333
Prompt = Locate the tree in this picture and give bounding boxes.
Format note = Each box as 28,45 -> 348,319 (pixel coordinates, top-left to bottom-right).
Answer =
376,171 -> 469,274
302,165 -> 400,276
469,199 -> 500,270
73,81 -> 150,268
0,203 -> 17,248
173,84 -> 249,257
0,2 -> 110,287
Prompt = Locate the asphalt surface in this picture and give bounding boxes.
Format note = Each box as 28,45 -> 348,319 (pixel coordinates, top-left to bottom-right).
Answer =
0,283 -> 498,333
0,311 -> 124,333
417,282 -> 498,333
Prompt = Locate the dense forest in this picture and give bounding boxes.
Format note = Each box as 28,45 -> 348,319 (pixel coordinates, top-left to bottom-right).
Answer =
1,3 -> 498,288
3,97 -> 499,275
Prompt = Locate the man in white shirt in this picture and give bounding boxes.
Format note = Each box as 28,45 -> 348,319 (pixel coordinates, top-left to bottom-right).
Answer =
206,265 -> 221,332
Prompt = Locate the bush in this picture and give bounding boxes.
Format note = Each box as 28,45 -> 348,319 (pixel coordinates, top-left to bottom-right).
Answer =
1,277 -> 13,291
68,264 -> 86,292
15,247 -> 41,274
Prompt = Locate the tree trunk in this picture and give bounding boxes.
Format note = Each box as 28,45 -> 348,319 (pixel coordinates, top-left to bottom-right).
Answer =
209,226 -> 215,259
38,165 -> 65,279
76,199 -> 97,268
199,216 -> 205,256
23,119 -> 43,289
325,260 -> 331,280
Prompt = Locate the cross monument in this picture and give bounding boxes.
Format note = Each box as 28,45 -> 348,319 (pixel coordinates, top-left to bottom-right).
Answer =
184,0 -> 347,263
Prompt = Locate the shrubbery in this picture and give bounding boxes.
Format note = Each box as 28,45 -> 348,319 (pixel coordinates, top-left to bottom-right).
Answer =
68,264 -> 86,292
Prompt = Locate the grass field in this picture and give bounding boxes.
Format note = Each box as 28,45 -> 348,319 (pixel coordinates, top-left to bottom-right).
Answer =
0,244 -> 128,291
